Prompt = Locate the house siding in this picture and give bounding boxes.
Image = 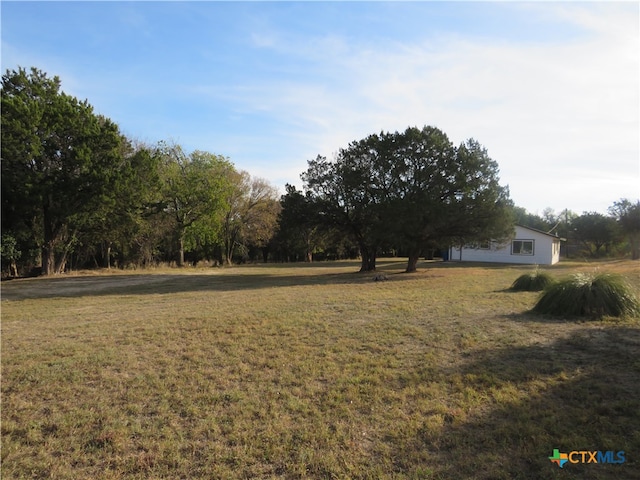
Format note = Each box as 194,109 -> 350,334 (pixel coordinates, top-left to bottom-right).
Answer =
449,225 -> 562,265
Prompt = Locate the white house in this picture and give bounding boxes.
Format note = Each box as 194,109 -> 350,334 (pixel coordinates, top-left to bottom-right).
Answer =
448,225 -> 563,265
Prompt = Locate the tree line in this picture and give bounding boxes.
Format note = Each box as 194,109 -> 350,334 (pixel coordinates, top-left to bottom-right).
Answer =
1,67 -> 280,275
512,203 -> 640,260
2,67 -> 639,276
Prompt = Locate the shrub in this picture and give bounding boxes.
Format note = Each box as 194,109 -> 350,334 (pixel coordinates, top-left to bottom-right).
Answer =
533,272 -> 640,318
510,269 -> 556,292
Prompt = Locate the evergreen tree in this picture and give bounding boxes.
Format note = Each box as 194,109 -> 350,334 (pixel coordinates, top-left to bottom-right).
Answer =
1,67 -> 124,274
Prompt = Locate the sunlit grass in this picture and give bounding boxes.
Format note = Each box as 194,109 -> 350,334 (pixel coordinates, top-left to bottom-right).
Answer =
2,259 -> 639,479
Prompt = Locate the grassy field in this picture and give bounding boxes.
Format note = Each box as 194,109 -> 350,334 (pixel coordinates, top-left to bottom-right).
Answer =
2,259 -> 639,479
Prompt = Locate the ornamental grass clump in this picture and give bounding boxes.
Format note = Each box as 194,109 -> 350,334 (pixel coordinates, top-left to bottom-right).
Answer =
533,272 -> 640,318
510,269 -> 556,292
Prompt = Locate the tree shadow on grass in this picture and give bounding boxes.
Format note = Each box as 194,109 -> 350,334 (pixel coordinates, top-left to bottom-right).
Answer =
396,326 -> 640,479
0,260 -> 426,301
0,258 -> 544,301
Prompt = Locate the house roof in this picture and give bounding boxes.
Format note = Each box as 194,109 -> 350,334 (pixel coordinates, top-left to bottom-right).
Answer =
516,224 -> 565,241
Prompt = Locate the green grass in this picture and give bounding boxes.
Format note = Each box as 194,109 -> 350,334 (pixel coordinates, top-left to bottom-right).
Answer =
509,268 -> 556,292
533,272 -> 640,319
2,259 -> 639,479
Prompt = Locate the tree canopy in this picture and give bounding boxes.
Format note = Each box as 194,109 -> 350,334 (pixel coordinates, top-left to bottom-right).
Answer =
156,142 -> 235,267
609,199 -> 640,260
275,184 -> 324,263
220,170 -> 280,265
302,126 -> 514,272
1,67 -> 280,275
2,67 -> 125,274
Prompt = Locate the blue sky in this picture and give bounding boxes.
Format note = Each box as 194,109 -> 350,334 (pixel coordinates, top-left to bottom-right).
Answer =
2,1 -> 638,215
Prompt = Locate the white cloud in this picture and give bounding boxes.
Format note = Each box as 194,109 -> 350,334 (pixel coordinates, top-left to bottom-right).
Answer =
7,2 -> 634,212
222,2 -> 638,212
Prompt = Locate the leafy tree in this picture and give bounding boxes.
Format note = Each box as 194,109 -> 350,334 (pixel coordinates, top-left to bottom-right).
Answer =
513,207 -> 552,231
302,149 -> 386,272
79,141 -> 164,269
1,234 -> 21,277
609,199 -> 640,260
157,143 -> 234,266
549,209 -> 578,242
1,67 -> 124,274
572,212 -> 620,257
384,129 -> 513,272
439,139 -> 514,267
513,208 -> 577,238
276,184 -> 324,262
302,127 -> 513,272
220,171 -> 279,265
242,195 -> 281,262
117,144 -> 166,266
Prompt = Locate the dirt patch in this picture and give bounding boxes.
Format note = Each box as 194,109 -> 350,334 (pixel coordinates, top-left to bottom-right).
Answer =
0,273 -> 196,301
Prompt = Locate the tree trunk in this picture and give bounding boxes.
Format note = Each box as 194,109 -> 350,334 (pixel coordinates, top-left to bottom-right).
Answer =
42,238 -> 69,274
178,235 -> 185,267
42,241 -> 68,275
42,242 -> 56,275
406,249 -> 420,273
104,242 -> 112,269
222,215 -> 236,266
224,226 -> 241,265
630,233 -> 640,260
41,203 -> 72,275
42,204 -> 57,275
359,245 -> 377,272
224,241 -> 233,265
55,250 -> 68,274
55,229 -> 76,274
305,232 -> 313,262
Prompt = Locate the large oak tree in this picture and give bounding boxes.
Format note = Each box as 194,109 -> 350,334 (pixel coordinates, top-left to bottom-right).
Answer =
1,67 -> 125,274
302,149 -> 386,272
301,126 -> 513,272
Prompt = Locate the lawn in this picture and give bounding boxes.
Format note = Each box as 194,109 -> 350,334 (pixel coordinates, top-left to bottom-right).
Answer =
2,259 -> 639,479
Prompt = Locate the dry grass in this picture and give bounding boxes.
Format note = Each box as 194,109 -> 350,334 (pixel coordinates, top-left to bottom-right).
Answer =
2,259 -> 639,479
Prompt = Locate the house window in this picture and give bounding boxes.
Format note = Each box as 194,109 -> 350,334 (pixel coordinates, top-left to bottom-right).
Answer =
512,240 -> 534,255
479,241 -> 491,250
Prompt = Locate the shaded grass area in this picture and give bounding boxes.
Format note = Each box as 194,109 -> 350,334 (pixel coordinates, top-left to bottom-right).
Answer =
2,259 -> 639,479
